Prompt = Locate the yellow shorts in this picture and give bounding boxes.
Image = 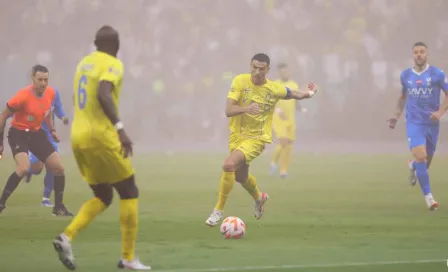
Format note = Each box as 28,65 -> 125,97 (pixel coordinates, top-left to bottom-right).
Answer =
229,133 -> 265,164
273,121 -> 295,140
72,144 -> 134,185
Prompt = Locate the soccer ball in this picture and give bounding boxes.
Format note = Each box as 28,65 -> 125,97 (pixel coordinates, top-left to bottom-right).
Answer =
220,216 -> 246,239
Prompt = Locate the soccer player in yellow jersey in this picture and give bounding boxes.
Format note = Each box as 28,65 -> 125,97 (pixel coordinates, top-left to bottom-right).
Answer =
270,63 -> 307,178
52,26 -> 150,270
206,54 -> 318,226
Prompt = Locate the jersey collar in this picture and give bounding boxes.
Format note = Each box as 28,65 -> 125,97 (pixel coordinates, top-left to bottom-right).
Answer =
412,64 -> 429,76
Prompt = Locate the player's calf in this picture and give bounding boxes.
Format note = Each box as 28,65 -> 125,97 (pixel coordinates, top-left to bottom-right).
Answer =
45,152 -> 72,216
0,153 -> 29,211
410,146 -> 437,209
113,176 -> 149,266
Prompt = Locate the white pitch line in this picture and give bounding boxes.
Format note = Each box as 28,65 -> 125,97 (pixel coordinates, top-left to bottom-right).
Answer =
158,259 -> 443,272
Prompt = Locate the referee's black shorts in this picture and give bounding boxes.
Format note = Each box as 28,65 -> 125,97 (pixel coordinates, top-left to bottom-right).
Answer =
7,127 -> 56,162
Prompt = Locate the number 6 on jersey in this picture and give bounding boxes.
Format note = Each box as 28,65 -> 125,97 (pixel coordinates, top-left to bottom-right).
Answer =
77,75 -> 87,109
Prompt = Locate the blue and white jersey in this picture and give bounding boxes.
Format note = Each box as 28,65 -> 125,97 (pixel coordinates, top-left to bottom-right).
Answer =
41,88 -> 66,135
401,65 -> 448,125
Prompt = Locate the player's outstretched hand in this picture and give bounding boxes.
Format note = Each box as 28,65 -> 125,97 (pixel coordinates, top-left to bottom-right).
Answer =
51,130 -> 61,142
246,103 -> 261,115
118,129 -> 133,158
62,117 -> 69,125
307,82 -> 318,94
429,110 -> 444,122
387,117 -> 398,129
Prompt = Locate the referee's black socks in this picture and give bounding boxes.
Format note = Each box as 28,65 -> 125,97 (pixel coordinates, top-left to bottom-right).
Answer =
53,175 -> 66,207
0,172 -> 22,205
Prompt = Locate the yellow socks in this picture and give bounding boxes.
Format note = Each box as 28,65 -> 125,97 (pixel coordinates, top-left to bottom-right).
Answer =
63,197 -> 138,262
280,144 -> 293,174
120,198 -> 139,262
215,172 -> 235,211
241,174 -> 261,201
271,144 -> 283,165
64,197 -> 106,241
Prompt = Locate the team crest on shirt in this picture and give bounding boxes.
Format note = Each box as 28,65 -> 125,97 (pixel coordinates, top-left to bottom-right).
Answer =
27,115 -> 35,122
108,66 -> 120,75
426,77 -> 432,86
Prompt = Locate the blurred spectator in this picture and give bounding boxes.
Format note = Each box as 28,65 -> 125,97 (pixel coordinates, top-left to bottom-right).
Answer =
1,0 -> 447,151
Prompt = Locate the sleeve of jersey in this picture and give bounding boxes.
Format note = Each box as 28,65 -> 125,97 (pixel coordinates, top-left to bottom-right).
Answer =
400,73 -> 406,94
277,83 -> 291,99
440,70 -> 448,92
99,61 -> 123,87
227,76 -> 242,101
53,90 -> 66,119
6,91 -> 25,112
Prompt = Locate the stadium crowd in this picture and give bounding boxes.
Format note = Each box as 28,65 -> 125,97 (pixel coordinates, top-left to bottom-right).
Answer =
1,0 -> 447,150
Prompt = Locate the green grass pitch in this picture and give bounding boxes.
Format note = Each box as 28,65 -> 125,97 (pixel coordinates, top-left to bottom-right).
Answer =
0,153 -> 447,272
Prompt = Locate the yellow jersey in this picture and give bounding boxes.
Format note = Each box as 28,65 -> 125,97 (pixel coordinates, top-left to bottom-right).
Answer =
274,80 -> 299,122
227,73 -> 288,143
72,51 -> 124,148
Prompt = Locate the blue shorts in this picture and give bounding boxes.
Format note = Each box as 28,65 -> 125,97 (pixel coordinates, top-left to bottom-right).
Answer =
406,122 -> 439,156
29,133 -> 58,165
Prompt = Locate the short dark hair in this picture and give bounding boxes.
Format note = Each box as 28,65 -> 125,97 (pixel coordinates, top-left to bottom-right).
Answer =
251,53 -> 270,66
413,42 -> 427,49
277,63 -> 288,69
32,65 -> 49,75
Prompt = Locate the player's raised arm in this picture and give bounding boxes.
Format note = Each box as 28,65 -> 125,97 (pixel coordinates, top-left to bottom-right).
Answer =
284,83 -> 318,100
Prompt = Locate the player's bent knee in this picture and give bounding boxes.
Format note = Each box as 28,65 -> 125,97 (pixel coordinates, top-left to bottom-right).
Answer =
45,152 -> 65,175
411,146 -> 428,163
31,163 -> 44,175
49,164 -> 65,176
234,165 -> 249,183
113,175 -> 139,199
90,184 -> 113,206
16,164 -> 30,178
222,159 -> 237,172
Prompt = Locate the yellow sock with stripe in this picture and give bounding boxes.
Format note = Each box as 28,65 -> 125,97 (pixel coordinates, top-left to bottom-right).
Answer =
120,198 -> 139,261
215,172 -> 235,211
271,144 -> 283,165
241,174 -> 261,201
280,144 -> 293,174
64,197 -> 106,241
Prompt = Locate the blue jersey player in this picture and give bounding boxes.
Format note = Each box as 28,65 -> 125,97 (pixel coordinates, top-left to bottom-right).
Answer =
388,42 -> 448,210
26,88 -> 69,207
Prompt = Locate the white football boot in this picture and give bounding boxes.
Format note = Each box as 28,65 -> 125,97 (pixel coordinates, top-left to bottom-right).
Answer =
118,257 -> 151,270
425,193 -> 439,211
52,234 -> 76,270
408,160 -> 417,186
254,192 -> 269,219
205,208 -> 223,227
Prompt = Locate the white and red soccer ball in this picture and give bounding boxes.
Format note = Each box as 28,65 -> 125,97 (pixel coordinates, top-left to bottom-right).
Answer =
220,216 -> 246,239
